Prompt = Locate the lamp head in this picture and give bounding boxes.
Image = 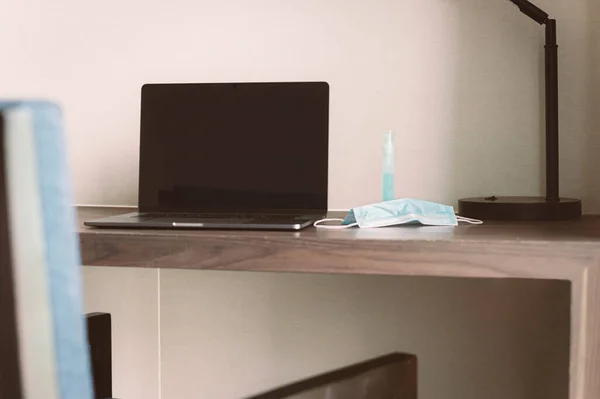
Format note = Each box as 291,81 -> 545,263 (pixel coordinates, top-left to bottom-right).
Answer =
508,0 -> 549,24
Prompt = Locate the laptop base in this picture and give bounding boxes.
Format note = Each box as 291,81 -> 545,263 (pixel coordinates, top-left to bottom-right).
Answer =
84,212 -> 321,231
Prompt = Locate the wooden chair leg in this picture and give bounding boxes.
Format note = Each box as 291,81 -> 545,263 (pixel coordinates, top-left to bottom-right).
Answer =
86,313 -> 112,399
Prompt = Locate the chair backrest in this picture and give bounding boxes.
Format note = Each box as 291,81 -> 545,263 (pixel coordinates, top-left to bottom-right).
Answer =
245,353 -> 417,399
0,111 -> 23,398
0,102 -> 94,399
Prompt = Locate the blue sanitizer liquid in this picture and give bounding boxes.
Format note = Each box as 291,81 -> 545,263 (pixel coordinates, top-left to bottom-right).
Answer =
383,172 -> 394,201
382,130 -> 395,201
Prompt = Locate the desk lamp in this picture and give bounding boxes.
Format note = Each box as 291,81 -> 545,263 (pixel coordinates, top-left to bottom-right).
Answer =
458,0 -> 582,221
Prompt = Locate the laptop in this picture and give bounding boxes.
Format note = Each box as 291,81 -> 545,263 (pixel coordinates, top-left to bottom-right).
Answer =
84,81 -> 329,230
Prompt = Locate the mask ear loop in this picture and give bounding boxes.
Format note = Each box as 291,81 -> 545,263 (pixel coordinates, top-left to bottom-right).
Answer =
314,218 -> 358,229
456,216 -> 483,225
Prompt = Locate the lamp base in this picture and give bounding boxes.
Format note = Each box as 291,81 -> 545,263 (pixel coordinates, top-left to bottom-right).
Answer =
458,196 -> 582,221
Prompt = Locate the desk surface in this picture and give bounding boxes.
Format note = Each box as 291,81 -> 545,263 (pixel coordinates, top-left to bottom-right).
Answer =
79,206 -> 600,279
78,206 -> 600,399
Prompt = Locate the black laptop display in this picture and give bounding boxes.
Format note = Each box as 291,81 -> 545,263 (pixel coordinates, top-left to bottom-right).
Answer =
85,81 -> 329,230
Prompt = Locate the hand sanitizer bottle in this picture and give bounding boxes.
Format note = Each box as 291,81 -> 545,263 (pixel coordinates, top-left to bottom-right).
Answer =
383,130 -> 395,201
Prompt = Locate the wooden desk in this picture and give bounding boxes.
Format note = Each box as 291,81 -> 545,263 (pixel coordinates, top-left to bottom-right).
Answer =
79,206 -> 600,399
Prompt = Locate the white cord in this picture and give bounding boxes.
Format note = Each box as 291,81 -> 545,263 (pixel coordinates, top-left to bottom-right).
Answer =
456,216 -> 484,225
313,218 -> 358,229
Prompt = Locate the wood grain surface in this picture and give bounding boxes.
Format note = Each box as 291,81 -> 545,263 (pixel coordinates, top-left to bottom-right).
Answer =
79,207 -> 600,276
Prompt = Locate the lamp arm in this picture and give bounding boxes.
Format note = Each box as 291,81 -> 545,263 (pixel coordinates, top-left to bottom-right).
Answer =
507,0 -> 549,24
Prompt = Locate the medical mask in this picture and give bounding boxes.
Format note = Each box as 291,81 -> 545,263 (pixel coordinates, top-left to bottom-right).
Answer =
314,198 -> 482,229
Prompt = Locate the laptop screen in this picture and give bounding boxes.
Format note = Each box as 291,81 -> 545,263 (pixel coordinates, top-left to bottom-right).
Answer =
138,82 -> 329,214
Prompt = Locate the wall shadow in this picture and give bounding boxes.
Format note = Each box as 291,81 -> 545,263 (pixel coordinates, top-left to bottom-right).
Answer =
260,274 -> 570,399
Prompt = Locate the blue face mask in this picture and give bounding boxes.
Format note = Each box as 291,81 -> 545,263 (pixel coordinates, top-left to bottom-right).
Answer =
314,198 -> 482,229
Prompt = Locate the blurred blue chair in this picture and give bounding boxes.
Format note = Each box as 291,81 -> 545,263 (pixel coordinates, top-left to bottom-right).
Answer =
0,102 -> 113,399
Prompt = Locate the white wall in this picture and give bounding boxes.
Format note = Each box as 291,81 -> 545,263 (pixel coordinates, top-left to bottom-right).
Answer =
1,0 -> 599,210
83,267 -> 159,399
83,267 -> 570,399
158,271 -> 570,399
